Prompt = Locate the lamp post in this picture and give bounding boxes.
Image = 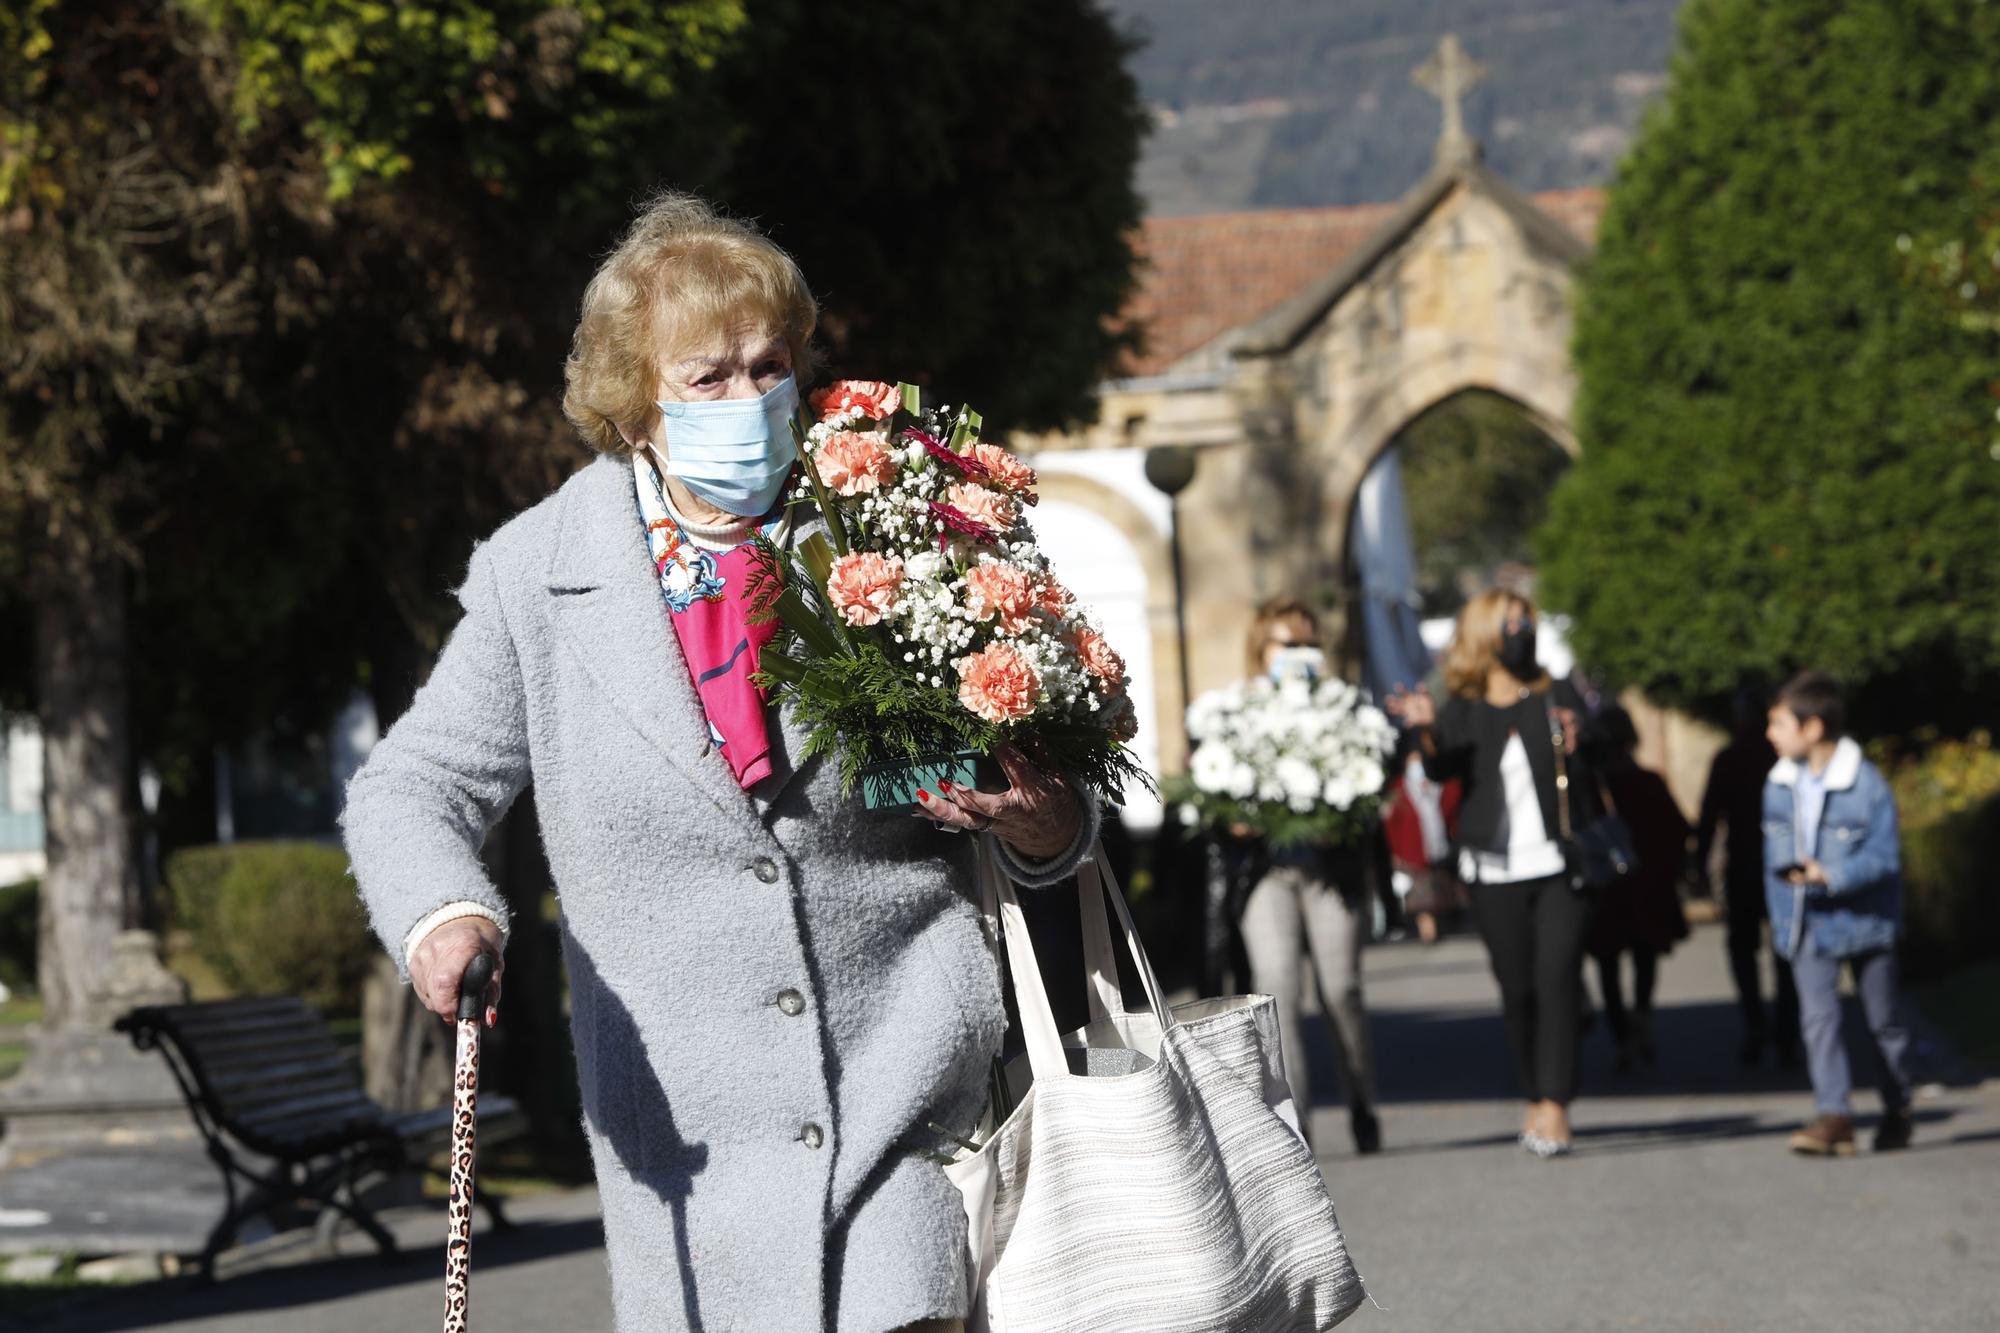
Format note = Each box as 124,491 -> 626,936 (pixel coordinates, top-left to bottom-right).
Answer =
1143,445 -> 1198,730
1146,445 -> 1230,993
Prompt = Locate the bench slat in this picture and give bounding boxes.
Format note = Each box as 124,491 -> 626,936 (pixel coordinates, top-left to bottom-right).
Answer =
236,1103 -> 387,1154
145,1001 -> 323,1037
142,996 -> 316,1025
204,1053 -> 356,1097
166,1009 -> 334,1046
191,1032 -> 344,1070
211,1073 -> 360,1119
389,1096 -> 525,1145
236,1088 -> 384,1133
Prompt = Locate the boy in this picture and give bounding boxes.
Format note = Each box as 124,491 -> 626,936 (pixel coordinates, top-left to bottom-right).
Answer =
1763,671 -> 1913,1156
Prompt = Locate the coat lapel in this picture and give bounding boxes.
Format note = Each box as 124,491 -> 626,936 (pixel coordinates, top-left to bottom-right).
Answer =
544,456 -> 760,829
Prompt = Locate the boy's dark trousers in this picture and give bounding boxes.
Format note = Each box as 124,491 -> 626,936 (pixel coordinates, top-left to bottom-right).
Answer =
1791,946 -> 1913,1116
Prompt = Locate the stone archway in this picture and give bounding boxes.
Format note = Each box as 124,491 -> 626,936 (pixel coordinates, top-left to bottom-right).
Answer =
1323,352 -> 1579,570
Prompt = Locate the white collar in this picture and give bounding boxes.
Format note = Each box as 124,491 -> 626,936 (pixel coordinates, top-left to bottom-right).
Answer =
1769,735 -> 1862,792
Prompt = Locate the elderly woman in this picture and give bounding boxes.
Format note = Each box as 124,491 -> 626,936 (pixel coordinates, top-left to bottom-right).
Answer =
341,193 -> 1096,1333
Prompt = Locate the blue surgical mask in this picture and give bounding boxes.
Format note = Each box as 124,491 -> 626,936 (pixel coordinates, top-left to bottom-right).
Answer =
655,376 -> 802,516
1268,645 -> 1325,685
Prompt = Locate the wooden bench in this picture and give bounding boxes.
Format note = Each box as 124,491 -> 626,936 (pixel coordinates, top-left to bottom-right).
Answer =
118,996 -> 524,1280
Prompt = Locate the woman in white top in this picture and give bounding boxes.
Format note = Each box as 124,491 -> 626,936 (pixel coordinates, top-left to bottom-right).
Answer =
1385,589 -> 1600,1156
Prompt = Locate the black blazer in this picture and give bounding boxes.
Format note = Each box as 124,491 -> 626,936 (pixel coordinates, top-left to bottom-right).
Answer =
1420,678 -> 1602,855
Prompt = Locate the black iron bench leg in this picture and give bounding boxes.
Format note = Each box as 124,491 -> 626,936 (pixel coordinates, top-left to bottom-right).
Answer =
302,1164 -> 401,1259
310,1187 -> 400,1257
473,1180 -> 515,1232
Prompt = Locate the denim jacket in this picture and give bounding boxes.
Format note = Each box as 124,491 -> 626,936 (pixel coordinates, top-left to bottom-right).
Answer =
1762,737 -> 1902,960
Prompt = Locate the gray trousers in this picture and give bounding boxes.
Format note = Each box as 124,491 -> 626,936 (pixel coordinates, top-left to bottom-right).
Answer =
1792,947 -> 1913,1116
1240,864 -> 1377,1122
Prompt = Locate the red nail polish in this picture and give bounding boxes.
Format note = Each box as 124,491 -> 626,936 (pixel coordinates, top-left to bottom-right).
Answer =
939,780 -> 954,792
917,789 -> 931,802
485,1005 -> 498,1028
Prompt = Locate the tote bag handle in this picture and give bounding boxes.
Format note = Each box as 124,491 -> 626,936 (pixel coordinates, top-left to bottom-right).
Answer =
978,837 -> 1176,1085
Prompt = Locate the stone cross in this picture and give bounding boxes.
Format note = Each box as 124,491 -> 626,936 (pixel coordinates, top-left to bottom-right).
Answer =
1413,33 -> 1486,167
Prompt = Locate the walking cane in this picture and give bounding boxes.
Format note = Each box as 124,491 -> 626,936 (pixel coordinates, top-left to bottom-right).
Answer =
443,952 -> 496,1333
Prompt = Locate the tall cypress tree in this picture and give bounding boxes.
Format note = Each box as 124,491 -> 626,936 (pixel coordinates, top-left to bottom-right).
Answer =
1537,0 -> 2000,729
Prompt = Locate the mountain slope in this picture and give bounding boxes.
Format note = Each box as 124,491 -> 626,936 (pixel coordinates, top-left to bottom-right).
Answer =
1104,0 -> 1681,215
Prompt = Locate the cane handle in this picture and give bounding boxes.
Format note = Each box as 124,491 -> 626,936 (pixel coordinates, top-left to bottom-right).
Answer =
457,953 -> 495,1023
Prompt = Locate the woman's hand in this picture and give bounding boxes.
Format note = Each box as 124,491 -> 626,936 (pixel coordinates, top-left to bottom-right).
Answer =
408,916 -> 504,1026
918,741 -> 1082,861
1385,684 -> 1436,729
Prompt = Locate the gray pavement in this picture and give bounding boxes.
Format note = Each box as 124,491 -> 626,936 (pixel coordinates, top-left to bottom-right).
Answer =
14,922 -> 1999,1331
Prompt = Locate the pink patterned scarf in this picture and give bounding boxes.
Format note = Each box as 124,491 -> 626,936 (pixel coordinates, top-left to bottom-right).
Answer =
634,455 -> 786,789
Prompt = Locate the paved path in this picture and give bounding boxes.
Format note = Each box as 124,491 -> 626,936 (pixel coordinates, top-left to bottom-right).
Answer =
1316,925 -> 1998,1332
28,923 -> 2000,1332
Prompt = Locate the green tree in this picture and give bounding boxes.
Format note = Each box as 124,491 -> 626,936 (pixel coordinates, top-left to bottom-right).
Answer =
709,0 -> 1148,431
1538,0 -> 2000,727
0,4 -> 304,1026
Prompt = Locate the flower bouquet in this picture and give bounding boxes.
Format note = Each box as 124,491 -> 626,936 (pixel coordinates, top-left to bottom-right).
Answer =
1166,675 -> 1397,848
748,379 -> 1148,811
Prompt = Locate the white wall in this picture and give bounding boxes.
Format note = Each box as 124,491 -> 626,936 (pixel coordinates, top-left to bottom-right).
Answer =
0,715 -> 46,884
1031,499 -> 1166,831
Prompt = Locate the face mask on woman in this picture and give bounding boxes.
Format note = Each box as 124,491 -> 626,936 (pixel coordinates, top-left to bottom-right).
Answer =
1497,622 -> 1539,680
1267,645 -> 1325,685
655,376 -> 802,516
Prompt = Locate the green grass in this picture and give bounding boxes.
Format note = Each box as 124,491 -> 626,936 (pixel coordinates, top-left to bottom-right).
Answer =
1913,961 -> 2000,1076
0,994 -> 39,1081
0,1254 -> 118,1327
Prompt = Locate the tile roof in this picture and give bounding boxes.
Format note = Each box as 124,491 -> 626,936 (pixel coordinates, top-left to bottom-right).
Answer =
1118,185 -> 1606,379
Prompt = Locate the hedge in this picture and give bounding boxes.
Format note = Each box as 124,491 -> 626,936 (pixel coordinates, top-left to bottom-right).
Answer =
165,841 -> 373,1016
1901,793 -> 2000,985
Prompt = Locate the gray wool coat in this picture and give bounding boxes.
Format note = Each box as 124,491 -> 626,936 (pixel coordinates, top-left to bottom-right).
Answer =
341,455 -> 1098,1333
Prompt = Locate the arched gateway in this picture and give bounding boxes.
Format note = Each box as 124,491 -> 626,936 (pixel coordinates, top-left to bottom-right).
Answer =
1020,35 -> 1607,776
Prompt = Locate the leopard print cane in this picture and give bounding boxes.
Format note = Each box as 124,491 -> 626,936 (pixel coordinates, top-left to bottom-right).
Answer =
443,953 -> 495,1333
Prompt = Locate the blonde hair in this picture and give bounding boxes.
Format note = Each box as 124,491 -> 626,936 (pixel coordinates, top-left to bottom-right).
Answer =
1245,596 -> 1320,676
562,191 -> 818,456
1441,588 -> 1548,698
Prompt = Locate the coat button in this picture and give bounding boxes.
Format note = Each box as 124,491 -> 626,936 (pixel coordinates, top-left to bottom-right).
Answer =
776,989 -> 806,1017
801,1122 -> 825,1150
752,857 -> 780,883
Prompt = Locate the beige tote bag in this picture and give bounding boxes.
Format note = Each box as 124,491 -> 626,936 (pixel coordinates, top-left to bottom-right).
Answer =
945,839 -> 1369,1332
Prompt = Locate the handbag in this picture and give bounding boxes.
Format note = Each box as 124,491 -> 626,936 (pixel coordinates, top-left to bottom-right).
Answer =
944,836 -> 1369,1332
1547,705 -> 1636,892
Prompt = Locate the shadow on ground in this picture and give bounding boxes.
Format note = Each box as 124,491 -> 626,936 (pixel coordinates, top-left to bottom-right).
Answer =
1328,991 -> 1973,1108
27,1214 -> 603,1333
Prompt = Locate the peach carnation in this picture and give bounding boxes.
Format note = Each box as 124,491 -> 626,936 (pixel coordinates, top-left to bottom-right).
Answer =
1073,626 -> 1126,688
809,379 -> 902,422
944,482 -> 1019,535
1038,577 -> 1074,617
964,562 -> 1040,636
956,641 -> 1042,724
971,443 -> 1038,499
816,431 -> 897,496
825,551 -> 905,627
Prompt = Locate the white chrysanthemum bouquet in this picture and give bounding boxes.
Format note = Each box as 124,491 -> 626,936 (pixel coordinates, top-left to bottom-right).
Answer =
1168,675 -> 1398,848
749,380 -> 1147,809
